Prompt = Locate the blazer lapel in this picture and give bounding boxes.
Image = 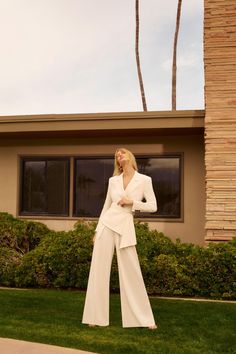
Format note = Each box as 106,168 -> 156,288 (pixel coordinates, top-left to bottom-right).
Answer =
115,174 -> 124,192
124,171 -> 140,194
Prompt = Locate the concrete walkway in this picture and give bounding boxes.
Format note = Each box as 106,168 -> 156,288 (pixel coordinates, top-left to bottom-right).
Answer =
0,338 -> 97,354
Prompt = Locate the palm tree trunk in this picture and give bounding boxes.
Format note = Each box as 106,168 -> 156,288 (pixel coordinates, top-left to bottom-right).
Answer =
172,0 -> 182,110
135,0 -> 147,111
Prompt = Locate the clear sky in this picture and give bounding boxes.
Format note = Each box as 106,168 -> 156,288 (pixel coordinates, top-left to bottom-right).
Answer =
0,0 -> 204,116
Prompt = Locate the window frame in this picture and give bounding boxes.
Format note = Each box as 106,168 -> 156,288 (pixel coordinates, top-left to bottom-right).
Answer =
18,153 -> 184,222
135,153 -> 184,222
73,155 -> 114,218
19,156 -> 70,217
73,153 -> 183,222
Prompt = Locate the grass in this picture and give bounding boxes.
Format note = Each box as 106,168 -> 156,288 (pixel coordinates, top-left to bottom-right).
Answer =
0,289 -> 235,354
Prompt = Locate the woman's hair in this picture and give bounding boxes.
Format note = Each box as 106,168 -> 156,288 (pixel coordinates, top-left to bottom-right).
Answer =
113,148 -> 138,176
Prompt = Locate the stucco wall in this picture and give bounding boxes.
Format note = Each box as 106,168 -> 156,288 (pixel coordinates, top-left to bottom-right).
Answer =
0,134 -> 205,245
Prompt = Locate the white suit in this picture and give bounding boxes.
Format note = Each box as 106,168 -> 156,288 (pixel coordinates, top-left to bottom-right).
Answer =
82,171 -> 157,327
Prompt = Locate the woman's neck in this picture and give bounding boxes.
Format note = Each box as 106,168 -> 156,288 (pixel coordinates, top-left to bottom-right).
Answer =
122,163 -> 135,177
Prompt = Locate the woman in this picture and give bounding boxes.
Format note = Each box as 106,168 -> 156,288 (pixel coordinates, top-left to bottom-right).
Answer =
82,148 -> 157,329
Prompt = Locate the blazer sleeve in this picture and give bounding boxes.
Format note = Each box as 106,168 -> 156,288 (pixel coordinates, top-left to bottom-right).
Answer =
95,178 -> 112,232
132,176 -> 157,213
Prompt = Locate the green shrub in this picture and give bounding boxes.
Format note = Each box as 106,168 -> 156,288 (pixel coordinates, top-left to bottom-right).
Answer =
81,222 -> 236,299
15,221 -> 94,289
0,246 -> 21,286
184,241 -> 236,299
135,222 -> 236,299
0,212 -> 50,254
1,213 -> 235,299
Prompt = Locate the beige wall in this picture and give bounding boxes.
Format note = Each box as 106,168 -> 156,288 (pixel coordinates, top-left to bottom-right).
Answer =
0,134 -> 205,245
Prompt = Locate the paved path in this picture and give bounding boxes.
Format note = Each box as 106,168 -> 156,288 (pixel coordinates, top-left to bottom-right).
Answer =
0,338 -> 97,354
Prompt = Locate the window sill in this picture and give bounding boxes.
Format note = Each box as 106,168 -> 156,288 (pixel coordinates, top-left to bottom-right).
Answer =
18,215 -> 184,223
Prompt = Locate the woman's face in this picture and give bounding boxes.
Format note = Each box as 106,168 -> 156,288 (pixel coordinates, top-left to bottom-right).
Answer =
116,149 -> 130,166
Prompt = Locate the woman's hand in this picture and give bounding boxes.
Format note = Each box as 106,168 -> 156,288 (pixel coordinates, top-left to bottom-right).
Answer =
117,197 -> 133,207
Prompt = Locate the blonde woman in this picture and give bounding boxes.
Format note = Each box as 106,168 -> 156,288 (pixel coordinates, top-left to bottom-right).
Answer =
82,148 -> 157,329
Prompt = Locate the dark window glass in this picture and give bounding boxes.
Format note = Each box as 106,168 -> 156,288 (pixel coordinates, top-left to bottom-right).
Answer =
74,158 -> 113,217
74,156 -> 181,219
20,158 -> 70,216
136,157 -> 181,218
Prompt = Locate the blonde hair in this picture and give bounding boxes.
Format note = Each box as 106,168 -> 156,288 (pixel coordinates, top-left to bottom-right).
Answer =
113,148 -> 138,176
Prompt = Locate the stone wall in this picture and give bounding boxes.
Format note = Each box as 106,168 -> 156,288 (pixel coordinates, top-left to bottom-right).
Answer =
204,0 -> 236,241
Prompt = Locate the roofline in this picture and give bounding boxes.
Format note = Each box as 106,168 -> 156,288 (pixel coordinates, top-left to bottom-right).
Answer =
0,109 -> 205,124
0,109 -> 205,136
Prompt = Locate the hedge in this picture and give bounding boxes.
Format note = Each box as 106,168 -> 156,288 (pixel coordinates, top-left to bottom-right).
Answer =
0,212 -> 50,253
15,223 -> 94,289
0,212 -> 236,299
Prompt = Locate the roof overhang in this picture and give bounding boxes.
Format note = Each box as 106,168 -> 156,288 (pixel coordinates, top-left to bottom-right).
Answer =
0,110 -> 205,139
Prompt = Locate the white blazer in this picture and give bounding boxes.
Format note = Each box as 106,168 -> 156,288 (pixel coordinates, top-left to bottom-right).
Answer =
95,171 -> 157,248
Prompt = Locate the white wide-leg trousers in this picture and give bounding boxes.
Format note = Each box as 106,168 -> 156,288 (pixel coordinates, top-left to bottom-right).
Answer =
82,226 -> 156,327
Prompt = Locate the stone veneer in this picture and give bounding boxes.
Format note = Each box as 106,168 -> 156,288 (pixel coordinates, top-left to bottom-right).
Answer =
204,0 -> 236,241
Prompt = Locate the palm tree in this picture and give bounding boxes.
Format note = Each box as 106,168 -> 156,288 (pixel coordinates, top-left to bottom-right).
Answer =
135,0 -> 147,111
172,0 -> 182,110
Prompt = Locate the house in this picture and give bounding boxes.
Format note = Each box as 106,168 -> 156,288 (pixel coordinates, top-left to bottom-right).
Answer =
0,110 -> 205,245
0,0 -> 235,245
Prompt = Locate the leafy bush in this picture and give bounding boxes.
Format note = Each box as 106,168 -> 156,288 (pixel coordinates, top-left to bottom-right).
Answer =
0,246 -> 21,286
15,221 -> 94,289
0,212 -> 50,254
0,213 -> 236,299
138,228 -> 236,299
0,212 -> 52,286
108,223 -> 236,299
183,241 -> 236,299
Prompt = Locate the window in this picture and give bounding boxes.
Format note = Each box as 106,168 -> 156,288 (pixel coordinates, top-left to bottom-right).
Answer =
74,155 -> 181,219
74,158 -> 113,217
137,156 -> 181,218
19,155 -> 181,219
20,158 -> 70,216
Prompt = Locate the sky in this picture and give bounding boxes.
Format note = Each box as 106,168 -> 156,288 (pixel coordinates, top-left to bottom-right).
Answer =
0,0 -> 204,116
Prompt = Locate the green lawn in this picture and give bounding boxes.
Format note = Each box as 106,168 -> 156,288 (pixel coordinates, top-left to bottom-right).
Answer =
0,289 -> 235,354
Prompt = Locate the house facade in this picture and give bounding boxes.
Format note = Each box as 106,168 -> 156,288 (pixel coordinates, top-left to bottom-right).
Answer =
0,0 -> 235,245
0,110 -> 205,245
